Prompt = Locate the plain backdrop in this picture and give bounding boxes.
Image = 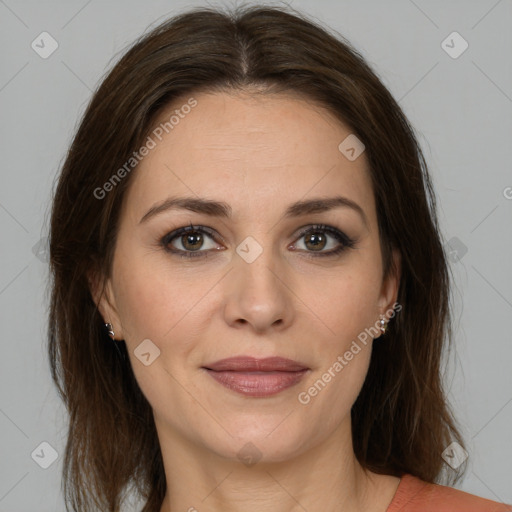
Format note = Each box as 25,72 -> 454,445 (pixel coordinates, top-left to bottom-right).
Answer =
0,0 -> 511,510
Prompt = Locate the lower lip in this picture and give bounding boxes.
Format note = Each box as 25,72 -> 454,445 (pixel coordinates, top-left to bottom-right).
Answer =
204,369 -> 308,397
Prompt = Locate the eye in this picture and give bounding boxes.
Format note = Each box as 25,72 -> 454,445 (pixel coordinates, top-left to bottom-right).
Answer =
161,223 -> 221,258
291,224 -> 356,257
161,223 -> 356,259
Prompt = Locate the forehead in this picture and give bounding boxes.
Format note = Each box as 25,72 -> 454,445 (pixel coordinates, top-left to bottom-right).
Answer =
122,90 -> 375,224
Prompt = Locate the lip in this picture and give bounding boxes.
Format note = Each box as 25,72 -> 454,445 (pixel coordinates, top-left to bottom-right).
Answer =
202,357 -> 310,397
204,356 -> 308,372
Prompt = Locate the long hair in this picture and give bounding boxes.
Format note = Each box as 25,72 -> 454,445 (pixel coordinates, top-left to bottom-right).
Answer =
47,4 -> 466,511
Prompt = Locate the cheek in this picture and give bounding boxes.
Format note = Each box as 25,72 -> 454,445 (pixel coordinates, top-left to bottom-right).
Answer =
317,267 -> 382,343
295,331 -> 373,446
115,265 -> 171,344
299,259 -> 381,410
113,251 -> 216,357
298,305 -> 375,434
112,257 -> 205,406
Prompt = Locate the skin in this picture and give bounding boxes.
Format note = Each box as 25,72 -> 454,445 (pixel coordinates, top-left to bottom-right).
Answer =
90,90 -> 402,512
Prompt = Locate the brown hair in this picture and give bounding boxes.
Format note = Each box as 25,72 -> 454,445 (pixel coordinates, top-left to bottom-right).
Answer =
47,4 -> 466,511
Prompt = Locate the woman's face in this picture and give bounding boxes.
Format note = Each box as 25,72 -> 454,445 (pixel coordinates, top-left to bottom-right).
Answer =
93,90 -> 399,463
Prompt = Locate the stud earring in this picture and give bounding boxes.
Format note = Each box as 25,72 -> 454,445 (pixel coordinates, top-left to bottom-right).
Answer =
105,322 -> 115,340
379,315 -> 388,334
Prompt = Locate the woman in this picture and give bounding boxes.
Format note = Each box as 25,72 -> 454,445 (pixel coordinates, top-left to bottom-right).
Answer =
47,4 -> 512,512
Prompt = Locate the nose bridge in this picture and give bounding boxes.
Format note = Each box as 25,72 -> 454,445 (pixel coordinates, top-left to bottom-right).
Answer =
237,237 -> 278,288
223,232 -> 293,332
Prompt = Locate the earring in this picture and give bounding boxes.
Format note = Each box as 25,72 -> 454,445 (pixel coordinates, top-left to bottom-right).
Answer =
105,322 -> 115,340
379,315 -> 387,334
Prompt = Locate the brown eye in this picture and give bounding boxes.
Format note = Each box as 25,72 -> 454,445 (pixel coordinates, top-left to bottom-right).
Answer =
162,225 -> 220,258
292,224 -> 356,257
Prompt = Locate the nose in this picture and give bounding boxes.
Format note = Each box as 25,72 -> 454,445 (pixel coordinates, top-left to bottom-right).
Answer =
222,243 -> 295,334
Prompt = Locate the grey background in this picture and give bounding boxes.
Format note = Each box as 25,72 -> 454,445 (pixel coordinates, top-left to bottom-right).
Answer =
1,0 -> 511,510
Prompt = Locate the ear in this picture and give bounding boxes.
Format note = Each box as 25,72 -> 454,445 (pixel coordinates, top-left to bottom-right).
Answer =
377,248 -> 401,316
87,267 -> 124,340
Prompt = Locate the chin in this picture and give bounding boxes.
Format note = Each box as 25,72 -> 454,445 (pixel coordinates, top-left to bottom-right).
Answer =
198,418 -> 314,465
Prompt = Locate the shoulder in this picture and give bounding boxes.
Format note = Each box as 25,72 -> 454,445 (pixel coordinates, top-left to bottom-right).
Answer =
386,473 -> 512,512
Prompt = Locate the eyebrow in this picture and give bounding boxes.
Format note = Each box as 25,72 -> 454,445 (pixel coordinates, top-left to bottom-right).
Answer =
139,195 -> 369,228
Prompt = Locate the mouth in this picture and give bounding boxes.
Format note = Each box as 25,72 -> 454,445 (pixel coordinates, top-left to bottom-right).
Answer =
202,356 -> 310,397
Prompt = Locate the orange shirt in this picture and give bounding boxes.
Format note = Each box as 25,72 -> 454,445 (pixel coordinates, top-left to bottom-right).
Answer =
386,474 -> 512,512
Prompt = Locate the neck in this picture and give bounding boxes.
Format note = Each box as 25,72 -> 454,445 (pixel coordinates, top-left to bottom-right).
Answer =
157,417 -> 387,512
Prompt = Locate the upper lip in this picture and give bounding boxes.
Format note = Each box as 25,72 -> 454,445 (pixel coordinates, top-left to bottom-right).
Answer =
203,356 -> 309,372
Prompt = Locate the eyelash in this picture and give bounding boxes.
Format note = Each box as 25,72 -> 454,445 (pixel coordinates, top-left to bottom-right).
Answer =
160,223 -> 356,260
